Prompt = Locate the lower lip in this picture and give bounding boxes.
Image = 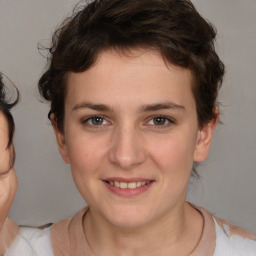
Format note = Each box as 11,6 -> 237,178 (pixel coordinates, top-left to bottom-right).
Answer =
103,181 -> 154,197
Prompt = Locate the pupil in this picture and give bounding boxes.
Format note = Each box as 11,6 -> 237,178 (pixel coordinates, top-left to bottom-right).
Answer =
154,117 -> 165,125
93,117 -> 103,125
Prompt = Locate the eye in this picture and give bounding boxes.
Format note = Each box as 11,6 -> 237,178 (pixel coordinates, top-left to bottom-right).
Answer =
147,116 -> 174,127
83,115 -> 109,126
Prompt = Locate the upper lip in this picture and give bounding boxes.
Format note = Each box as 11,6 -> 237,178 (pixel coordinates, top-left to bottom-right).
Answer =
103,177 -> 154,183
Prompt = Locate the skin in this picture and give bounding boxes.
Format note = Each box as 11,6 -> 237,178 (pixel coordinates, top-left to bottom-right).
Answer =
0,111 -> 17,229
53,49 -> 217,255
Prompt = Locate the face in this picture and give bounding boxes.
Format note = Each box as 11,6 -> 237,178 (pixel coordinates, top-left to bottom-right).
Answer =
0,111 -> 12,174
54,49 -> 216,229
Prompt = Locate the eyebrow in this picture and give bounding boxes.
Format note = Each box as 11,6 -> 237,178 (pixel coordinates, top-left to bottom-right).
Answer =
139,102 -> 185,112
72,102 -> 112,112
72,101 -> 184,112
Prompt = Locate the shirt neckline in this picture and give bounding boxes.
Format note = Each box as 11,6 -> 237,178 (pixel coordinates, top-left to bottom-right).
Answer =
51,204 -> 216,256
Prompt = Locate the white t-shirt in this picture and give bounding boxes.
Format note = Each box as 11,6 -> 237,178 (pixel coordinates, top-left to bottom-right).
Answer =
214,218 -> 256,255
5,226 -> 53,256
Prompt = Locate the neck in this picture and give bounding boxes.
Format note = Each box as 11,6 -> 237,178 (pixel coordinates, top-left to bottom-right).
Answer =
83,202 -> 203,256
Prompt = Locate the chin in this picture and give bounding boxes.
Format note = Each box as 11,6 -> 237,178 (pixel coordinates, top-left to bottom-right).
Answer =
104,205 -> 153,230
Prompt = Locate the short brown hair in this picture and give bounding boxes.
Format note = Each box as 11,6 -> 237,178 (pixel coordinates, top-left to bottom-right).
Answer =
39,0 -> 225,132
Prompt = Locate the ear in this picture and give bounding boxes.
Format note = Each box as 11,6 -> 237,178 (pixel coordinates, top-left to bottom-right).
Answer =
193,115 -> 218,162
51,114 -> 70,164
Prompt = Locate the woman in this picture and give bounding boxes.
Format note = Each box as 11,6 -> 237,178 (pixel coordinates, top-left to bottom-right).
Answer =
2,0 -> 256,255
0,75 -> 54,256
0,73 -> 18,254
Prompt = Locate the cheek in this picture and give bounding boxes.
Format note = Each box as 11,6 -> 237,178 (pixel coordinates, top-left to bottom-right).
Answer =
68,140 -> 100,172
0,128 -> 11,173
65,132 -> 108,184
0,148 -> 11,174
150,134 -> 197,204
148,132 -> 197,177
66,137 -> 102,204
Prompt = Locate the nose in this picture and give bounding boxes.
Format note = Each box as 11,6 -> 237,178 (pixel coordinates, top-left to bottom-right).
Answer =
108,125 -> 147,170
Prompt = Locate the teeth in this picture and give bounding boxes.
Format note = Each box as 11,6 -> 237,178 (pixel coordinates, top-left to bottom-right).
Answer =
107,180 -> 151,189
136,181 -> 142,187
120,182 -> 128,189
128,182 -> 136,189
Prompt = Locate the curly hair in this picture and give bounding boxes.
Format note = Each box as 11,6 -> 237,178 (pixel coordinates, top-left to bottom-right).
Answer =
38,0 -> 225,132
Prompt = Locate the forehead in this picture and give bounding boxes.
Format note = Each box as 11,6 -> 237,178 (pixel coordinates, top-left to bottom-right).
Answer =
0,111 -> 9,148
0,110 -> 8,129
66,49 -> 195,110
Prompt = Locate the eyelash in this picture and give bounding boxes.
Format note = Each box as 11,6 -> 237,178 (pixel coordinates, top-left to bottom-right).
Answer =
82,115 -> 175,129
146,115 -> 175,128
82,115 -> 110,127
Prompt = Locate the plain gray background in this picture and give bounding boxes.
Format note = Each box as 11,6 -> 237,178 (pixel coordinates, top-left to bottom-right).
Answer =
0,0 -> 256,233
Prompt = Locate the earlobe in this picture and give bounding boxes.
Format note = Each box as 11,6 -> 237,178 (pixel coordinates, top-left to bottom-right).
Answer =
51,114 -> 70,164
193,117 -> 218,162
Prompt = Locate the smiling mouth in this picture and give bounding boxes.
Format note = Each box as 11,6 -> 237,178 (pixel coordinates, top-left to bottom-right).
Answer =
105,180 -> 151,189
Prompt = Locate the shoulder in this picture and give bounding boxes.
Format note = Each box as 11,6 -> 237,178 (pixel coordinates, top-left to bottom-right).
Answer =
50,218 -> 72,254
50,207 -> 91,255
213,216 -> 256,256
192,204 -> 256,256
0,218 -> 18,255
4,208 -> 89,256
5,225 -> 54,256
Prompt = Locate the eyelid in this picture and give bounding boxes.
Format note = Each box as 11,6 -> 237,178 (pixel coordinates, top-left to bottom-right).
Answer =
82,115 -> 111,126
81,114 -> 175,129
145,115 -> 175,127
